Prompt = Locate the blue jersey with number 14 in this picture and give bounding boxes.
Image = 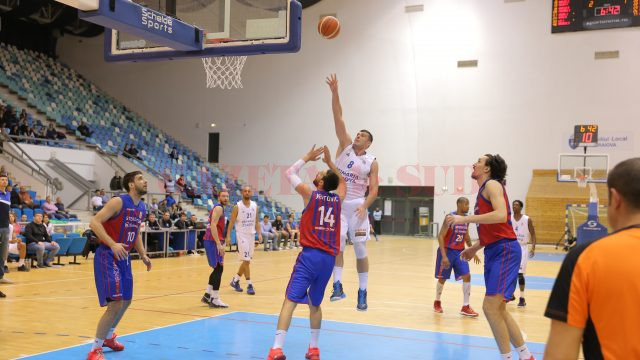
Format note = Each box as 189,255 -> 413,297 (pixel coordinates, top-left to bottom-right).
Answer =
299,190 -> 341,256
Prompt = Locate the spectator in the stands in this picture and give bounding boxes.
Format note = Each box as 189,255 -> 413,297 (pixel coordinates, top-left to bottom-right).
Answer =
91,190 -> 103,211
20,214 -> 27,224
54,196 -> 76,219
188,214 -> 199,229
211,185 -> 219,200
164,175 -> 175,194
7,212 -> 27,271
150,198 -> 159,215
123,143 -> 131,156
170,146 -> 179,161
285,213 -> 300,248
8,185 -> 21,209
18,188 -> 36,209
129,144 -> 141,160
261,215 -> 278,251
272,215 -> 290,249
157,198 -> 168,215
77,120 -> 92,137
45,123 -> 57,140
18,118 -> 30,137
109,171 -> 122,192
42,213 -> 55,235
41,196 -> 66,220
145,212 -> 162,252
19,109 -> 27,121
165,193 -> 176,208
160,211 -> 173,229
176,175 -> 186,193
24,213 -> 60,268
34,125 -> 46,141
100,189 -> 110,204
174,213 -> 189,230
185,182 -> 198,200
3,106 -> 18,128
169,204 -> 180,221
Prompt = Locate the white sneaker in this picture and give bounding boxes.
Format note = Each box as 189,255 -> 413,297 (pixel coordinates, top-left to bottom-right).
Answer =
0,278 -> 14,284
209,298 -> 229,308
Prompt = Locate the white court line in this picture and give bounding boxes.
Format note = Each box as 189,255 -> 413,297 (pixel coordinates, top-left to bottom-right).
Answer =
16,311 -> 238,359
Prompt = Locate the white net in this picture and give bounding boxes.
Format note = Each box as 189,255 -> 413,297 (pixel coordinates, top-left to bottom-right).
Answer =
202,56 -> 247,89
566,205 -> 609,237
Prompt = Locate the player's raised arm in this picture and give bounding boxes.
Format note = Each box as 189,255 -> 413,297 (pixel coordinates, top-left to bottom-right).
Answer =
286,144 -> 325,204
90,197 -> 127,260
326,74 -> 352,154
322,145 -> 346,202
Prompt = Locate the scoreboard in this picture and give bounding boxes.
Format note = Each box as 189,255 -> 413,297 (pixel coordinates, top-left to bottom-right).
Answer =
552,0 -> 640,33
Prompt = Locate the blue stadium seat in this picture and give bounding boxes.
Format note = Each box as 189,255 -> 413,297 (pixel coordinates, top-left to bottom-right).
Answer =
66,236 -> 87,264
53,237 -> 73,265
22,208 -> 34,221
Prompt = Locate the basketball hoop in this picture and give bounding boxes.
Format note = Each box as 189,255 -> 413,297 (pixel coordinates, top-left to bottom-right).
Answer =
202,55 -> 247,89
577,175 -> 588,188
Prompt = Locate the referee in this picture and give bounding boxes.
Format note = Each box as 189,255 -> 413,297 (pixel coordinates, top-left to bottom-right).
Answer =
544,157 -> 640,359
0,172 -> 13,297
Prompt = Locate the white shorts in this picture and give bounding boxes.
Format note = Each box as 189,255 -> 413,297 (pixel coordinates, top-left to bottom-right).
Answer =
8,243 -> 19,255
519,243 -> 528,274
340,198 -> 370,250
237,232 -> 255,261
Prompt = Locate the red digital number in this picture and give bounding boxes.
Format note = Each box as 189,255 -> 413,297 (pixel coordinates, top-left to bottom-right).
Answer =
582,132 -> 593,143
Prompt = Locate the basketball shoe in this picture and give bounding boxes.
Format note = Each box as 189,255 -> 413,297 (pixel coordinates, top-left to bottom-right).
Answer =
460,305 -> 479,317
103,333 -> 125,351
330,281 -> 345,301
433,300 -> 443,313
305,347 -> 320,360
267,347 -> 286,360
86,348 -> 105,360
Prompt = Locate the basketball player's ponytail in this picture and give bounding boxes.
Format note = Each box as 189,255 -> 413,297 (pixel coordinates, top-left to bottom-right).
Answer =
484,154 -> 507,185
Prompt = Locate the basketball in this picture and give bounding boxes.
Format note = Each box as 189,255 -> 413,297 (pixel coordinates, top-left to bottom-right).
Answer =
318,16 -> 340,39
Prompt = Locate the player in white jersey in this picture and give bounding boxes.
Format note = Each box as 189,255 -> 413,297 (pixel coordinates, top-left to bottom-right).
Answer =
326,74 -> 380,311
226,186 -> 262,295
511,200 -> 537,308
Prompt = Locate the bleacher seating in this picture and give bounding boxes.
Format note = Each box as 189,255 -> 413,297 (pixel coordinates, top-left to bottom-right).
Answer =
0,42 -> 292,219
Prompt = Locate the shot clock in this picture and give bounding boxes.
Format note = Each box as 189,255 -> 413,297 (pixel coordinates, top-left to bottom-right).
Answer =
552,0 -> 640,33
573,125 -> 599,148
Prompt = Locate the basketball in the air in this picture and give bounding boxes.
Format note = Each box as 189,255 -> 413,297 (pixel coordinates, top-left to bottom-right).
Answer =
318,16 -> 340,39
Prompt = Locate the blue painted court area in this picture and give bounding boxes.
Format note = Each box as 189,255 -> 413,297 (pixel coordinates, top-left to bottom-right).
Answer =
21,312 -> 545,360
447,274 -> 556,290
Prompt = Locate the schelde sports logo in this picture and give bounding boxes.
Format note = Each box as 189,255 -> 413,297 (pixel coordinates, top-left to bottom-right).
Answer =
141,8 -> 173,34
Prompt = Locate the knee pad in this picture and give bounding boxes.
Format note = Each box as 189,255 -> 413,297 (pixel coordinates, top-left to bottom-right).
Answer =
518,273 -> 525,285
353,241 -> 367,259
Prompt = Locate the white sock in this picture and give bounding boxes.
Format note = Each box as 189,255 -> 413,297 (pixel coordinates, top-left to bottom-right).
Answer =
358,272 -> 368,290
247,279 -> 253,285
92,338 -> 104,350
233,274 -> 240,282
462,282 -> 471,306
520,290 -> 525,298
206,285 -> 213,294
516,344 -> 532,359
333,266 -> 343,283
435,282 -> 444,301
18,259 -> 25,266
211,290 -> 219,299
106,328 -> 115,339
501,353 -> 513,360
310,329 -> 320,348
273,330 -> 287,349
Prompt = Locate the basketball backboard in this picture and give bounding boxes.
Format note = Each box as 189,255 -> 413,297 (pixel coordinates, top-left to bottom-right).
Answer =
80,0 -> 301,62
557,153 -> 609,183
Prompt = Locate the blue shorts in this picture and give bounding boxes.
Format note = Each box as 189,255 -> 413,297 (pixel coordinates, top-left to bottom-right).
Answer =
204,240 -> 224,268
483,239 -> 521,299
435,248 -> 469,280
286,247 -> 336,307
94,245 -> 133,307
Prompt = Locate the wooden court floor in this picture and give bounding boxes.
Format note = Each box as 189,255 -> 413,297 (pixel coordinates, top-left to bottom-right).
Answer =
0,236 -> 562,359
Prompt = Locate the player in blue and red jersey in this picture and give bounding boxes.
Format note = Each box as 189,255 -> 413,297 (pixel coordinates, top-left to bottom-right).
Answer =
201,189 -> 230,308
446,154 -> 534,360
433,197 -> 480,317
87,171 -> 152,360
267,145 -> 346,360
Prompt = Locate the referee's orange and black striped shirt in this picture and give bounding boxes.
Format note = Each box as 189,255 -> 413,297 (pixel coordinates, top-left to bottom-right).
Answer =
545,225 -> 640,359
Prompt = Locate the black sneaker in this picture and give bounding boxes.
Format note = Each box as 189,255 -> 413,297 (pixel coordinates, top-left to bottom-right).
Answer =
0,290 -> 5,298
201,292 -> 211,305
517,297 -> 526,308
3,266 -> 8,273
17,265 -> 29,272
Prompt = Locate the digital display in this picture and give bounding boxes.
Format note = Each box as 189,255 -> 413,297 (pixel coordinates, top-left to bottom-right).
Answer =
573,125 -> 599,147
552,0 -> 640,33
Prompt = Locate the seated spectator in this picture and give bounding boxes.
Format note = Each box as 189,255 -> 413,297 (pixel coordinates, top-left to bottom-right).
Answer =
149,198 -> 159,215
164,176 -> 175,194
122,143 -> 131,156
42,214 -> 55,235
109,171 -> 122,192
18,118 -> 30,136
4,106 -> 18,128
7,213 -> 28,271
185,182 -> 199,200
211,185 -> 219,200
10,212 -> 21,237
169,204 -> 180,221
165,193 -> 176,208
285,214 -> 300,248
9,124 -> 19,137
176,175 -> 186,193
20,214 -> 27,224
41,196 -> 67,220
54,197 -> 77,219
8,185 -> 22,209
174,213 -> 189,230
170,146 -> 179,161
77,121 -> 93,137
157,199 -> 168,215
55,129 -> 67,140
260,215 -> 278,251
272,215 -> 290,250
91,190 -> 103,211
160,212 -> 173,229
19,188 -> 36,209
144,213 -> 162,252
24,213 -> 60,268
100,189 -> 110,204
45,123 -> 57,140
